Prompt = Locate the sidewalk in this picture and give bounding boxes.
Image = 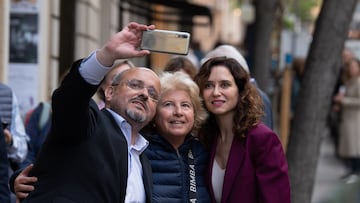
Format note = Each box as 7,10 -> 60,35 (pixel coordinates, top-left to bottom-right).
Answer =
311,132 -> 359,203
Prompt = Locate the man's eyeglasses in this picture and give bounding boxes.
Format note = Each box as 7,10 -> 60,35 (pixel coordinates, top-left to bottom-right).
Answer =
113,79 -> 159,102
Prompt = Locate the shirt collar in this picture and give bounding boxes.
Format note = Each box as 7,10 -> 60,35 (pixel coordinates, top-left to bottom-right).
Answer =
106,108 -> 149,153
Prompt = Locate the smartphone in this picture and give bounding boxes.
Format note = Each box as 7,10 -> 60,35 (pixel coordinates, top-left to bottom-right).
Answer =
140,29 -> 191,55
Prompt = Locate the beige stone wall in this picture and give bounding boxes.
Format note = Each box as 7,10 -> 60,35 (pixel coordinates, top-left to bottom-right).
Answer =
74,0 -> 101,59
25,0 -> 61,102
74,0 -> 120,103
48,0 -> 61,97
74,0 -> 119,59
0,1 -> 9,82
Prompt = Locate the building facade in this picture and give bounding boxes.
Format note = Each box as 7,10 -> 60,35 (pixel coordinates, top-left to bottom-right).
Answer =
0,0 -> 247,116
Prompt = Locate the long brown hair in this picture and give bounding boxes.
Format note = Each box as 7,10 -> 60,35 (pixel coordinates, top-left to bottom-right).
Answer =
194,57 -> 264,147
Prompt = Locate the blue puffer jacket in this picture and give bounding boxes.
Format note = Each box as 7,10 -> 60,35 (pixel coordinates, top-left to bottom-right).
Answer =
144,133 -> 211,203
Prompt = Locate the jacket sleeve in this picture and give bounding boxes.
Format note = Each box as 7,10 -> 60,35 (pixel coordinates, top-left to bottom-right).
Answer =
342,80 -> 360,107
51,59 -> 100,142
0,121 -> 11,203
250,125 -> 291,203
7,93 -> 29,163
19,103 -> 44,169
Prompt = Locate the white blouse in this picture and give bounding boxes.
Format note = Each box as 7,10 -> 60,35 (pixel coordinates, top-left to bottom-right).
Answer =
212,160 -> 225,203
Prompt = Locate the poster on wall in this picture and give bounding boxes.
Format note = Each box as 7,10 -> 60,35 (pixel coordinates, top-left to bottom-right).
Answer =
8,0 -> 39,117
9,13 -> 38,63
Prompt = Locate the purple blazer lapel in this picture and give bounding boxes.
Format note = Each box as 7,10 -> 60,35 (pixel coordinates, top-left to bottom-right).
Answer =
221,138 -> 246,203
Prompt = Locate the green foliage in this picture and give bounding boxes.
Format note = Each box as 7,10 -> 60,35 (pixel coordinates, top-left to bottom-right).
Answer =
282,16 -> 295,30
230,0 -> 322,23
287,0 -> 322,22
230,0 -> 243,9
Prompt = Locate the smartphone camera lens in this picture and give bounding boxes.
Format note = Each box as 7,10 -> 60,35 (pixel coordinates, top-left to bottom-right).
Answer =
177,34 -> 188,38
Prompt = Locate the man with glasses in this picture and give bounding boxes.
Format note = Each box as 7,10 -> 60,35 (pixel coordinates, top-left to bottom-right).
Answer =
13,22 -> 158,203
96,59 -> 135,109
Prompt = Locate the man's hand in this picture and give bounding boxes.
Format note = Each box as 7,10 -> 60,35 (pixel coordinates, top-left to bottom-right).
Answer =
97,22 -> 155,67
14,164 -> 38,200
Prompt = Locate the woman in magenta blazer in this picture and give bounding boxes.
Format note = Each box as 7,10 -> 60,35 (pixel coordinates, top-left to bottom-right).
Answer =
194,57 -> 290,203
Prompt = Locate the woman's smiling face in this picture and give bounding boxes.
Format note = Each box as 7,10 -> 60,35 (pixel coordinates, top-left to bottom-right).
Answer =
155,89 -> 195,140
202,65 -> 239,116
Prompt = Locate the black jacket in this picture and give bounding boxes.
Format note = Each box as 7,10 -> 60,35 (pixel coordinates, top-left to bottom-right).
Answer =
0,117 -> 10,203
21,60 -> 152,203
144,133 -> 210,203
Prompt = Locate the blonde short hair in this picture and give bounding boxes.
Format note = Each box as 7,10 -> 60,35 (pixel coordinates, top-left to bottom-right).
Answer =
158,71 -> 208,132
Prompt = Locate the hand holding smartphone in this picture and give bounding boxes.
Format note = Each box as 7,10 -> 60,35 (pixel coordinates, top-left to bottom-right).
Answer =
140,29 -> 191,55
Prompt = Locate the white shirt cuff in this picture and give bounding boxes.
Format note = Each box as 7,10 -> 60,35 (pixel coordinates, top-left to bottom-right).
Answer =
79,51 -> 112,85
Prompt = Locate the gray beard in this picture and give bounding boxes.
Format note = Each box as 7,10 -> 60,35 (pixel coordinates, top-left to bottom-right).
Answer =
126,109 -> 146,123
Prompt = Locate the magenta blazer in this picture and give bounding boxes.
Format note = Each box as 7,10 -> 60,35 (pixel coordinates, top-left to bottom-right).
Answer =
206,123 -> 291,203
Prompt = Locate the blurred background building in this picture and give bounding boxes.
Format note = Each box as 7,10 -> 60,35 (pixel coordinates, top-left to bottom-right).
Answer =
0,0 -> 256,117
1,0 -> 360,120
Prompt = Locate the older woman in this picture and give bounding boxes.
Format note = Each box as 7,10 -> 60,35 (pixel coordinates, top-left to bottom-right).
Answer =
142,71 -> 210,202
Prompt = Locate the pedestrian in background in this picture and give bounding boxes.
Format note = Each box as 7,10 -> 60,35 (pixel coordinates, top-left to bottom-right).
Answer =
334,57 -> 360,184
19,102 -> 51,170
328,48 -> 355,155
0,118 -> 11,203
0,83 -> 29,171
163,56 -> 198,79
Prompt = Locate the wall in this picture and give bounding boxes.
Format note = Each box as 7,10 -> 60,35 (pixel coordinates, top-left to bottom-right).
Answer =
0,1 -> 9,82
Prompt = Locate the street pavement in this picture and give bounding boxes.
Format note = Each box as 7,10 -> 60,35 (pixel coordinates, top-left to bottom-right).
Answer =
311,132 -> 360,203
